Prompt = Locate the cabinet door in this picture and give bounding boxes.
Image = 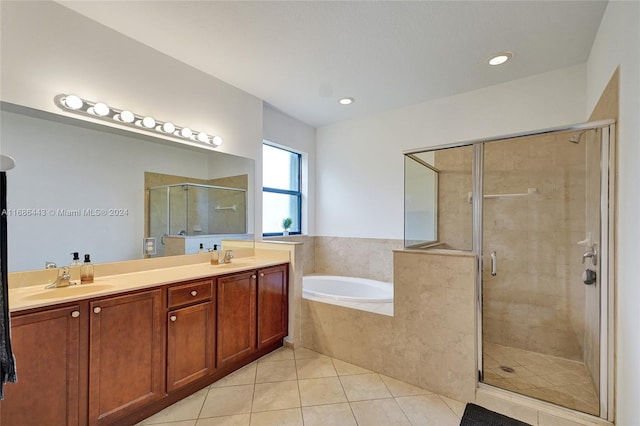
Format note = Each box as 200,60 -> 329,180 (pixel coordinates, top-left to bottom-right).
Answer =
216,271 -> 256,367
257,265 -> 289,348
167,301 -> 216,392
0,305 -> 81,426
88,290 -> 164,425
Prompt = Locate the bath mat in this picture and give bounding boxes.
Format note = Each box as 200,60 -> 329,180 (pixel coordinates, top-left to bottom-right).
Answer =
460,403 -> 531,426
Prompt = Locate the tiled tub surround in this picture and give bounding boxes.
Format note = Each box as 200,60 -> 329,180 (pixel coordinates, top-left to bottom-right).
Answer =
314,237 -> 403,283
301,249 -> 477,403
271,235 -> 403,282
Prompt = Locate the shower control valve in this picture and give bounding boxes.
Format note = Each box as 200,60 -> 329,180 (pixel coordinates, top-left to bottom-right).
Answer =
583,269 -> 597,285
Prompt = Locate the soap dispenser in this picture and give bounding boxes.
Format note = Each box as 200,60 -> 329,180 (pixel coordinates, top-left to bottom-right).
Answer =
210,244 -> 220,265
198,243 -> 206,253
69,252 -> 81,284
80,254 -> 94,284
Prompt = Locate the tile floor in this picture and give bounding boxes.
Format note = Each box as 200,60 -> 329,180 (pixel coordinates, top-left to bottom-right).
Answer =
483,342 -> 599,416
137,347 -> 465,426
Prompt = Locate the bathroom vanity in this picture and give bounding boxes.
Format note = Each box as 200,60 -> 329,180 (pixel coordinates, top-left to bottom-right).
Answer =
0,259 -> 289,426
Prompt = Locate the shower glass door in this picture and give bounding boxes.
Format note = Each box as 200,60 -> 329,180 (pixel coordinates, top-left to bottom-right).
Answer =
480,128 -> 604,416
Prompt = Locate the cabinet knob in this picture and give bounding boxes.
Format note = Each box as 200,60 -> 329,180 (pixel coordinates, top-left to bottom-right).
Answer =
251,275 -> 256,279
93,307 -> 101,314
170,315 -> 177,322
71,310 -> 80,318
190,290 -> 197,297
260,273 -> 264,277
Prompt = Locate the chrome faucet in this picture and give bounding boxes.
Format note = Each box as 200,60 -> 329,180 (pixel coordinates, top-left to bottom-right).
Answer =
223,250 -> 234,264
44,267 -> 74,289
45,261 -> 57,269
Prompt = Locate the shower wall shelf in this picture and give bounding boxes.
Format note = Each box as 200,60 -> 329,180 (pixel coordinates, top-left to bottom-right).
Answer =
467,187 -> 538,203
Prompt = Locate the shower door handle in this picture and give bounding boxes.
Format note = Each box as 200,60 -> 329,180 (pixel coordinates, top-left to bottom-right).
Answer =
490,251 -> 497,276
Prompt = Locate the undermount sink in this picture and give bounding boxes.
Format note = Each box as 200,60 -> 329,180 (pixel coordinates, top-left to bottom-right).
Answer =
24,284 -> 116,300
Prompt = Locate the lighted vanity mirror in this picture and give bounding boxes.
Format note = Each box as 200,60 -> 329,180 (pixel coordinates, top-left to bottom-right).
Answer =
404,145 -> 473,250
0,102 -> 255,272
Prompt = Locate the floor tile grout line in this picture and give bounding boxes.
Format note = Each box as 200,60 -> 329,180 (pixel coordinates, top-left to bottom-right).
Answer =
388,395 -> 414,425
435,394 -> 464,420
294,361 -> 305,425
333,361 -> 361,425
194,384 -> 212,422
247,361 -> 257,424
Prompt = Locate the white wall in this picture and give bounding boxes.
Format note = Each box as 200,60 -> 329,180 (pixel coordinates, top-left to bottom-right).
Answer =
586,1 -> 640,423
315,65 -> 587,238
263,104 -> 317,235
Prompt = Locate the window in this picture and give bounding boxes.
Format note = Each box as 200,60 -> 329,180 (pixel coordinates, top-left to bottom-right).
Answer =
262,143 -> 301,236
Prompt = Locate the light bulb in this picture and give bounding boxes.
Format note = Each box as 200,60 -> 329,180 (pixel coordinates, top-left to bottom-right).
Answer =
180,127 -> 192,138
64,95 -> 83,110
197,132 -> 209,143
162,122 -> 176,133
339,97 -> 354,105
93,102 -> 109,117
488,51 -> 513,66
142,116 -> 156,128
119,110 -> 135,123
211,136 -> 222,146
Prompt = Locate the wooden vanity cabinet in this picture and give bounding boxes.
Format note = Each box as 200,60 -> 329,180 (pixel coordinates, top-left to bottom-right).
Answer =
0,304 -> 84,426
1,262 -> 289,426
257,264 -> 289,349
88,289 -> 164,426
216,271 -> 257,368
216,264 -> 289,367
166,279 -> 216,392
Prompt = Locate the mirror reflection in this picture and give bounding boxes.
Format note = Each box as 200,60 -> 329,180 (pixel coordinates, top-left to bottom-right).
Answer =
0,102 -> 255,272
404,145 -> 473,250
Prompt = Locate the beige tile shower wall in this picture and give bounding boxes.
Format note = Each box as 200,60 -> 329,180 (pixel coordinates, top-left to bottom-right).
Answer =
482,132 -> 587,360
208,174 -> 248,234
301,250 -> 477,402
207,188 -> 247,234
434,146 -> 474,251
313,236 -> 404,282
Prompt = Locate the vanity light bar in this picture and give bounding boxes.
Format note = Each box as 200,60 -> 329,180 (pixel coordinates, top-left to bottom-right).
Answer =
54,94 -> 223,148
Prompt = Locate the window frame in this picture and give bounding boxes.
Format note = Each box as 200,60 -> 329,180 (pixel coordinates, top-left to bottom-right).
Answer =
262,143 -> 302,237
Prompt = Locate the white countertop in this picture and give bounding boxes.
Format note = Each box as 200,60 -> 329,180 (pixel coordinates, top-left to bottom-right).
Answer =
9,257 -> 287,313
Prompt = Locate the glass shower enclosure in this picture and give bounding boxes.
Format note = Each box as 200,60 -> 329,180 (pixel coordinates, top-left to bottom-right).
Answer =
404,120 -> 614,420
148,183 -> 247,257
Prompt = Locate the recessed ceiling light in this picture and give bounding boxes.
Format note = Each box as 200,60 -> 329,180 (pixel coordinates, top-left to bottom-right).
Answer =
339,97 -> 354,105
488,51 -> 514,66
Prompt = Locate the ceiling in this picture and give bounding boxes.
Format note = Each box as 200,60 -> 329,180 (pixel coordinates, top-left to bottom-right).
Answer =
56,1 -> 608,128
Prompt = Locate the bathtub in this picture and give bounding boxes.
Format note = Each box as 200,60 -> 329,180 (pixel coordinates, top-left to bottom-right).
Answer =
302,275 -> 394,316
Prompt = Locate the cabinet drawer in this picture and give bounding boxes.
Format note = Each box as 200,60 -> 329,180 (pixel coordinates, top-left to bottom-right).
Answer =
168,280 -> 213,308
